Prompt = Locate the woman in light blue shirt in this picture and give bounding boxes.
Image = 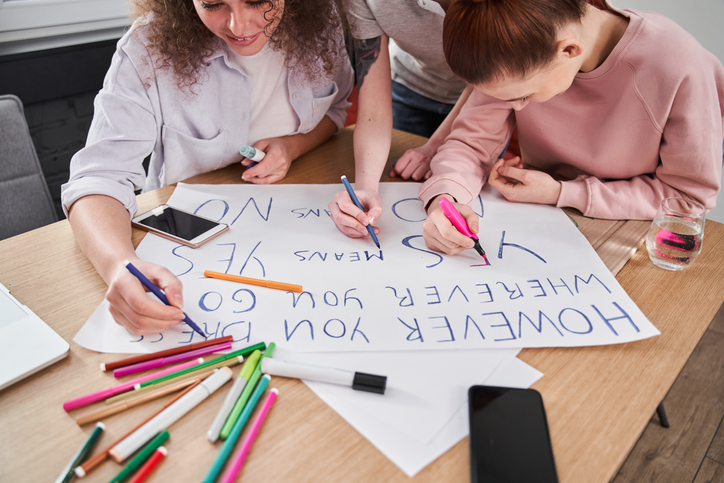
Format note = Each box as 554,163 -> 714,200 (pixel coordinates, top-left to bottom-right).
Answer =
61,0 -> 353,335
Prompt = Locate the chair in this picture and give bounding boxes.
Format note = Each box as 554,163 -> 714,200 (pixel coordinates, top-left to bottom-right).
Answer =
0,94 -> 58,240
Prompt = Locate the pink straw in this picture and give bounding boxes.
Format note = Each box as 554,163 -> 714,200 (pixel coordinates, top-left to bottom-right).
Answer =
62,358 -> 204,411
113,342 -> 232,378
220,388 -> 278,483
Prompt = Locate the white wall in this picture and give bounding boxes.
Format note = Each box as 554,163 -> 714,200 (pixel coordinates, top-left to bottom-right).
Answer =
0,0 -> 129,55
614,0 -> 724,223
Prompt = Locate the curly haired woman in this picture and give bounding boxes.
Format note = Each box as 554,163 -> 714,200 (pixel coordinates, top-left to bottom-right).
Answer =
61,0 -> 353,334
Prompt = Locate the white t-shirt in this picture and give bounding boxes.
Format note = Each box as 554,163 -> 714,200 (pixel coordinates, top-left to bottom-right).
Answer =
232,43 -> 300,145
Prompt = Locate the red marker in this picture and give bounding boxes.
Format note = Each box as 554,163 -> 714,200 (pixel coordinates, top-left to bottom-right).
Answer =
129,446 -> 167,483
438,197 -> 488,260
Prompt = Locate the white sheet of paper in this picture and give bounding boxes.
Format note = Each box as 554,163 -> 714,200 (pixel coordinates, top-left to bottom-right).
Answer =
273,346 -> 518,443
304,354 -> 543,477
74,183 -> 659,353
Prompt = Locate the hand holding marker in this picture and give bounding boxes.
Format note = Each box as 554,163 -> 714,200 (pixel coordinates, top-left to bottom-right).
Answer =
124,261 -> 207,339
438,197 -> 488,261
240,144 -> 265,169
341,175 -> 381,249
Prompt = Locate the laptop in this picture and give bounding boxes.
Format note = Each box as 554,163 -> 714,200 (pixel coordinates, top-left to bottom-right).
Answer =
0,282 -> 69,391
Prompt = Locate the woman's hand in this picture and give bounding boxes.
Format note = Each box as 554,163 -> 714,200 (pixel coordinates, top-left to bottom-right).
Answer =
487,157 -> 562,205
328,188 -> 382,239
422,195 -> 479,254
389,141 -> 438,180
241,137 -> 294,185
105,258 -> 186,335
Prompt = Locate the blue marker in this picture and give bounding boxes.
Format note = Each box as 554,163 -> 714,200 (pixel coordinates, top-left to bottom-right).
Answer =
340,175 -> 381,249
240,145 -> 265,169
124,261 -> 207,339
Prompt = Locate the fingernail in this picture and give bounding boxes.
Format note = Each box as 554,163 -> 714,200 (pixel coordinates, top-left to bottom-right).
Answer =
174,311 -> 185,320
369,216 -> 375,225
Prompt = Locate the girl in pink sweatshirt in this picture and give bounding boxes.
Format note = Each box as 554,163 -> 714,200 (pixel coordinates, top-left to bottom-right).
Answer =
419,0 -> 723,255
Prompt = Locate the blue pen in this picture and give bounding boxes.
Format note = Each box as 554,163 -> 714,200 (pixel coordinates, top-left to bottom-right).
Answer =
498,137 -> 511,160
340,175 -> 381,249
124,260 -> 207,339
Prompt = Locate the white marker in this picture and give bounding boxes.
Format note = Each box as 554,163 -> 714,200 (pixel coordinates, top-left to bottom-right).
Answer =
239,145 -> 266,162
261,358 -> 386,394
109,367 -> 232,462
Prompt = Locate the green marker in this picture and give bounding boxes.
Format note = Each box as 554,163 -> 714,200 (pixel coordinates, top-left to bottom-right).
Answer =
206,349 -> 262,442
136,342 -> 266,389
54,422 -> 105,483
110,430 -> 169,483
218,342 -> 275,439
239,350 -> 261,381
203,374 -> 271,483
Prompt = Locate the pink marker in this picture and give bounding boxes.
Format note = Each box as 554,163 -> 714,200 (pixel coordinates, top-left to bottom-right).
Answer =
62,357 -> 204,411
113,341 -> 232,378
219,388 -> 279,483
438,197 -> 488,260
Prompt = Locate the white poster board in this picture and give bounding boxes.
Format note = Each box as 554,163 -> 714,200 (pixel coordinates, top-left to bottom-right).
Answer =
74,182 -> 659,353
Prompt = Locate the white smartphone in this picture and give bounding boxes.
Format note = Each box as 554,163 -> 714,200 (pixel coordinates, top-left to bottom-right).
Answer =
132,205 -> 228,248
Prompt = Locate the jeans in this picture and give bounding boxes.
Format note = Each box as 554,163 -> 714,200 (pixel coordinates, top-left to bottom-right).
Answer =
391,80 -> 455,138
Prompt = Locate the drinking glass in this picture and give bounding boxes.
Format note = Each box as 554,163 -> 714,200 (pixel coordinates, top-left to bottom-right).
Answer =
646,197 -> 706,271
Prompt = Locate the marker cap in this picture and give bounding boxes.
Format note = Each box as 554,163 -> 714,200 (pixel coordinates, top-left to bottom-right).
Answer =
352,372 -> 387,394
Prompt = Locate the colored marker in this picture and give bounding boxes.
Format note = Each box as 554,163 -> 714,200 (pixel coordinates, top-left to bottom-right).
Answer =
101,336 -> 233,372
220,388 -> 279,483
106,370 -> 214,405
438,197 -> 487,260
129,446 -> 167,483
54,422 -> 105,483
203,375 -> 271,483
135,342 -> 264,389
261,358 -> 386,394
341,175 -> 381,249
240,144 -> 265,168
63,358 -> 204,411
113,341 -> 232,378
124,261 -> 207,340
74,382 -> 199,478
110,368 -> 232,462
204,270 -> 302,293
219,342 -> 275,439
75,377 -> 198,426
207,350 -> 262,442
132,355 -> 242,391
110,430 -> 169,483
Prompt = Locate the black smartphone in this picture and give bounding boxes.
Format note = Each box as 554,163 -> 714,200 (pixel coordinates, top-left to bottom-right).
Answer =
132,205 -> 228,248
468,385 -> 558,483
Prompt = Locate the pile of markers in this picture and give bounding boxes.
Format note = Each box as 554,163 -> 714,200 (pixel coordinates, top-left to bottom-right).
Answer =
59,337 -> 279,482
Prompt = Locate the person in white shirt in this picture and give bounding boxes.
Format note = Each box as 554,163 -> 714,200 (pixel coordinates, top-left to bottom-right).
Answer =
62,0 -> 353,335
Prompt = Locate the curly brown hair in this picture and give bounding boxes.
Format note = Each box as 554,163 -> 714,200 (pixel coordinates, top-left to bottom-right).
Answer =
129,0 -> 348,91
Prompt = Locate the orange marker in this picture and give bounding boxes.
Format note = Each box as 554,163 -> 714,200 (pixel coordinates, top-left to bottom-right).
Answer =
204,270 -> 303,293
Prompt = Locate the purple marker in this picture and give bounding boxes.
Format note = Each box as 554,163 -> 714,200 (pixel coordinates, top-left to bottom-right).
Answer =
113,341 -> 232,378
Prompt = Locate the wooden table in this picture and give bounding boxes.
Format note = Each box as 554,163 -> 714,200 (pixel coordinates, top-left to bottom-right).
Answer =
1,127 -> 723,482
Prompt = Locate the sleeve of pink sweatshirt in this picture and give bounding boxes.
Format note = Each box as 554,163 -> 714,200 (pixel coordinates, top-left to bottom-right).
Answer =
420,10 -> 723,220
418,90 -> 515,208
556,49 -> 724,220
